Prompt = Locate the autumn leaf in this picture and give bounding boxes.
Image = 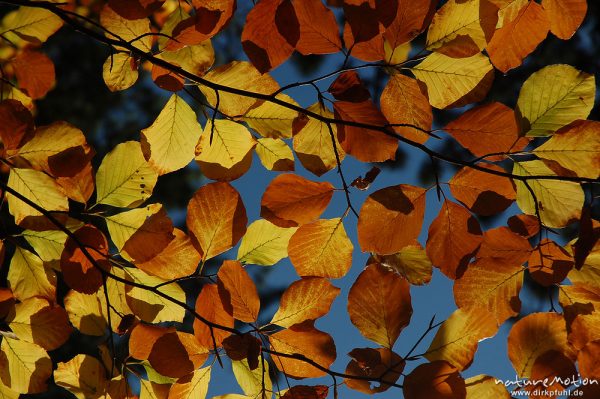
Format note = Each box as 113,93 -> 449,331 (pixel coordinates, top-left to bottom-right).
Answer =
403,361 -> 466,399
237,219 -> 296,266
217,261 -> 260,322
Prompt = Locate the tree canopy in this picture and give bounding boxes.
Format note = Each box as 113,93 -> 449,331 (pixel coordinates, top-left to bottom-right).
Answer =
0,0 -> 599,398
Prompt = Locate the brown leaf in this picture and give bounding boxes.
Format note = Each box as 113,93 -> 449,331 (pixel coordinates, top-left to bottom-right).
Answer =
294,0 -> 341,55
186,182 -> 247,261
217,260 -> 260,322
334,100 -> 398,162
328,71 -> 371,102
524,350 -> 577,396
281,385 -> 329,399
0,99 -> 34,151
426,201 -> 482,279
12,50 -> 55,99
380,74 -> 432,144
403,361 -> 466,399
476,226 -> 532,265
487,1 -> 550,73
382,0 -> 437,50
508,214 -> 540,238
578,340 -> 600,379
148,331 -> 208,378
529,240 -> 574,287
345,347 -> 404,394
358,184 -> 427,255
269,322 -> 336,378
241,0 -> 299,72
61,225 -> 110,294
222,334 -> 262,370
151,64 -> 184,92
171,0 -> 236,49
193,284 -> 233,349
444,102 -> 526,158
260,174 -> 334,227
108,0 -> 164,19
122,206 -> 175,263
542,0 -> 587,40
449,165 -> 516,216
347,263 -> 412,348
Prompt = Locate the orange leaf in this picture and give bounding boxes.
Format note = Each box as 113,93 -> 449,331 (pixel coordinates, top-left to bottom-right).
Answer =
344,347 -> 404,394
270,277 -> 340,328
260,174 -> 334,227
135,228 -> 201,280
380,74 -> 432,144
130,323 -> 168,361
288,218 -> 353,278
382,0 -> 437,50
151,64 -> 184,92
542,0 -> 587,40
508,214 -> 540,238
193,284 -> 233,349
477,226 -> 532,265
507,312 -> 576,378
454,258 -> 524,325
449,165 -> 516,216
426,201 -> 482,279
328,71 -> 371,102
241,0 -> 298,72
487,1 -> 550,73
56,163 -> 95,204
524,350 -> 577,395
60,225 -> 110,294
343,21 -> 384,61
444,102 -> 526,158
578,340 -> 600,379
217,260 -> 260,323
358,184 -> 426,255
347,263 -> 412,348
0,99 -> 34,151
12,50 -> 55,99
403,361 -> 466,399
334,100 -> 398,162
108,0 -> 164,19
269,322 -> 336,378
294,0 -> 341,55
122,206 -> 175,263
528,240 -> 574,287
0,288 -> 14,320
281,385 -> 328,399
186,182 -> 247,261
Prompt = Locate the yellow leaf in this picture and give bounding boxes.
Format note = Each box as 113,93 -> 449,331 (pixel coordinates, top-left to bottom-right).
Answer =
169,367 -> 211,399
54,355 -> 107,399
237,219 -> 297,266
410,52 -> 493,109
293,103 -> 345,177
95,141 -> 159,208
513,160 -> 584,228
0,380 -> 18,399
64,290 -> 107,336
7,168 -> 68,225
159,42 -> 214,77
7,297 -> 72,350
102,53 -> 139,92
102,267 -> 133,332
139,379 -> 170,399
426,0 -> 498,57
425,308 -> 499,370
8,247 -> 56,301
288,218 -> 353,278
100,5 -> 151,52
196,119 -> 256,171
0,6 -> 62,44
241,94 -> 300,139
15,121 -> 93,177
140,94 -> 202,175
516,64 -> 595,136
124,268 -> 186,323
384,40 -> 411,65
270,277 -> 340,328
464,375 -> 512,398
232,359 -> 271,399
534,120 -> 600,178
371,243 -> 433,285
22,229 -> 68,262
0,86 -> 33,110
0,337 -> 52,394
255,138 -> 295,171
105,203 -> 174,262
199,61 -> 279,117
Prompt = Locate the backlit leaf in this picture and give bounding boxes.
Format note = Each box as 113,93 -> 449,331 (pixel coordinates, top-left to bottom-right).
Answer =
260,173 -> 334,227
0,6 -> 62,44
542,0 -> 587,40
232,359 -> 271,398
347,263 -> 412,348
169,367 -> 211,399
425,308 -> 499,370
8,247 -> 56,301
12,50 -> 55,99
242,93 -> 300,139
100,5 -> 152,51
528,239 -> 573,287
95,141 -> 159,208
141,94 -> 203,175
237,219 -> 296,266
194,284 -> 234,349
255,138 -> 295,171
270,277 -> 340,328
64,290 -> 107,336
358,184 -> 427,255
516,64 -> 595,136
403,361 -> 466,399
54,355 -> 107,399
288,218 -> 353,278
294,0 -> 341,55
186,182 -> 247,261
0,338 -> 52,394
411,52 -> 493,109
217,261 -> 260,322
102,53 -> 139,92
464,375 -> 511,398
370,242 -> 433,285
513,160 -> 584,228
344,348 -> 404,394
